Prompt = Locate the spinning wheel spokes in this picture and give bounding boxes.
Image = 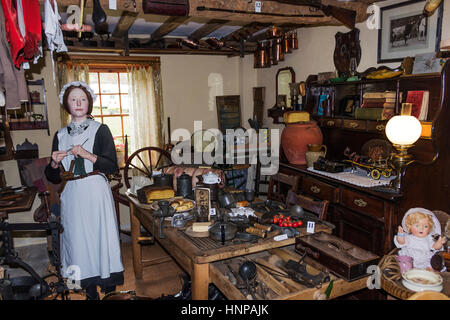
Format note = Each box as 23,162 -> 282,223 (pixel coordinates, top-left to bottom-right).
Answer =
123,146 -> 172,189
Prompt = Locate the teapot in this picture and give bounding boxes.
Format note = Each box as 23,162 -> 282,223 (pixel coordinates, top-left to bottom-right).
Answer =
202,172 -> 221,184
306,144 -> 327,168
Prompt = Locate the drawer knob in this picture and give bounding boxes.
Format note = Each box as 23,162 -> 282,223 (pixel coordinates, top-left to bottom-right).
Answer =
310,185 -> 321,193
354,198 -> 367,207
349,122 -> 359,128
376,124 -> 385,131
327,120 -> 335,126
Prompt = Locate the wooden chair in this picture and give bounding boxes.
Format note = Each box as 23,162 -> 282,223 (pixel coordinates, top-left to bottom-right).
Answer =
267,172 -> 299,203
285,189 -> 329,221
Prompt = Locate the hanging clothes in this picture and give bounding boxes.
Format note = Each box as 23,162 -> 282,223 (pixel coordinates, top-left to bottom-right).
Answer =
0,0 -> 25,69
0,1 -> 28,110
16,0 -> 42,67
44,0 -> 67,53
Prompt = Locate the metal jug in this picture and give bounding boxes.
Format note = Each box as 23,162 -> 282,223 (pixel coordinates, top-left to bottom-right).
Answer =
176,172 -> 192,198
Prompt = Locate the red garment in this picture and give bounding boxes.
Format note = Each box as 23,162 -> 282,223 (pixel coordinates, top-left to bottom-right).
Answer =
20,0 -> 42,64
0,0 -> 41,68
1,0 -> 24,68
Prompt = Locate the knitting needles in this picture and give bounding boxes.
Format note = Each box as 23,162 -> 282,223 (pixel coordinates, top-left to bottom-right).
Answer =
65,138 -> 89,154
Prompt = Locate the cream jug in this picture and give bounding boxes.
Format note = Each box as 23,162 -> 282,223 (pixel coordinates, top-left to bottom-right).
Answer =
306,144 -> 327,168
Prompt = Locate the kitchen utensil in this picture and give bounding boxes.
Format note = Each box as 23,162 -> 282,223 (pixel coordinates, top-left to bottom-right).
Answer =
209,221 -> 237,242
244,189 -> 255,205
239,261 -> 257,281
176,172 -> 192,198
218,191 -> 236,208
153,173 -> 173,188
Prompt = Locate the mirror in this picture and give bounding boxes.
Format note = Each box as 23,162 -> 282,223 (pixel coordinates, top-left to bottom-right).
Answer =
0,121 -> 14,161
275,67 -> 295,109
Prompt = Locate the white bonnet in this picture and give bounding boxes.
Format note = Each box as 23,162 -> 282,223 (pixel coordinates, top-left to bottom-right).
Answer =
59,81 -> 97,105
401,207 -> 442,235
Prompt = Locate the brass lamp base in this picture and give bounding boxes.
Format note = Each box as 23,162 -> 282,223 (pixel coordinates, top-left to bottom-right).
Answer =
389,144 -> 415,191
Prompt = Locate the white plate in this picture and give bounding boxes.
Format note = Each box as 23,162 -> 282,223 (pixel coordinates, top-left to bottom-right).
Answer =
402,268 -> 443,292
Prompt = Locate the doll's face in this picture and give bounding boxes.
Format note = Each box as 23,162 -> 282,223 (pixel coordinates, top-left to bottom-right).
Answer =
67,88 -> 89,120
410,218 -> 432,238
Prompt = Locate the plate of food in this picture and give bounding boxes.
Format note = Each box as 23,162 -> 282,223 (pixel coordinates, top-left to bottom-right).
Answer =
402,268 -> 443,292
150,197 -> 195,213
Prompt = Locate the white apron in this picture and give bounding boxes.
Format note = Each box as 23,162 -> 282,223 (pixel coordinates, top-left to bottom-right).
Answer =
57,121 -> 123,282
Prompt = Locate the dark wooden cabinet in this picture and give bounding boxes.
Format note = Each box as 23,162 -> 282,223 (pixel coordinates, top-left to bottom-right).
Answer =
276,61 -> 450,257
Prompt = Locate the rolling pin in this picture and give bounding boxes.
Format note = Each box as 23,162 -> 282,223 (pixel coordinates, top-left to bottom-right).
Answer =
245,226 -> 266,238
253,223 -> 272,232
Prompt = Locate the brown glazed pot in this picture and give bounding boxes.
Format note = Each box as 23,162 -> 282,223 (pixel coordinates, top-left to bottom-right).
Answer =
281,121 -> 323,165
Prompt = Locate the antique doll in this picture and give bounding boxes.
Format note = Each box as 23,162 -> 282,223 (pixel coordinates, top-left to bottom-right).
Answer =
394,207 -> 446,270
45,81 -> 123,299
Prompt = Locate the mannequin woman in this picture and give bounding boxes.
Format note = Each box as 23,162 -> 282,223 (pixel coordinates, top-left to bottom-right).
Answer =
45,81 -> 124,299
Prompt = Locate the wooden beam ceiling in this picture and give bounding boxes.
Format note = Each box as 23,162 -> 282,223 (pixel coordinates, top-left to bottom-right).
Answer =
112,11 -> 138,38
188,19 -> 228,41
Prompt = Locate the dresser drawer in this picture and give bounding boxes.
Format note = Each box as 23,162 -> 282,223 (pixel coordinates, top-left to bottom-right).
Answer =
340,189 -> 384,220
321,118 -> 342,129
343,119 -> 366,131
301,176 -> 339,203
367,121 -> 387,133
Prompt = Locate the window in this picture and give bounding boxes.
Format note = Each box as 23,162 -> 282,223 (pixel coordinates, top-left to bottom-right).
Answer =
89,70 -> 131,152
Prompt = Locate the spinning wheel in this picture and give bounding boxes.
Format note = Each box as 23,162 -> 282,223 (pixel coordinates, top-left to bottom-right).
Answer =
123,146 -> 173,189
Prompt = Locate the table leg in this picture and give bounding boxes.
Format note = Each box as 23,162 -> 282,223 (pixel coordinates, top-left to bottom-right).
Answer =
191,263 -> 209,300
130,203 -> 143,279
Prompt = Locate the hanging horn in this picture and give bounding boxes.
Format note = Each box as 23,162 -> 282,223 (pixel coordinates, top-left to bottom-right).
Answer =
78,0 -> 85,38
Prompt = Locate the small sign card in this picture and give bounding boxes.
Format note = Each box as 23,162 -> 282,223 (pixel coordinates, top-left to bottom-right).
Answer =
307,221 -> 315,234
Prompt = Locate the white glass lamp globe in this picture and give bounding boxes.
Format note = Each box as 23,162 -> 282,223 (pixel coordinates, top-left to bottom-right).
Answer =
385,115 -> 422,146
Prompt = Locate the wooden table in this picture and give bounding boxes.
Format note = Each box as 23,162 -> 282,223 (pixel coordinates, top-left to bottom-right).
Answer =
126,192 -> 368,300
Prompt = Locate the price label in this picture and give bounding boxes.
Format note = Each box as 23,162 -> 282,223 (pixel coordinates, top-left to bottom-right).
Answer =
210,207 -> 216,217
109,0 -> 117,10
255,1 -> 262,13
307,221 -> 315,234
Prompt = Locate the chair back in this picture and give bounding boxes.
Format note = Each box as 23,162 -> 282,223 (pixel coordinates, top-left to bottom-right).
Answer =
267,173 -> 299,203
286,189 -> 329,221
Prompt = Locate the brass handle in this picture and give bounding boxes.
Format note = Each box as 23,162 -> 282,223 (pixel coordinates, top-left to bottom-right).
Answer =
310,185 -> 321,193
327,120 -> 335,126
349,122 -> 359,128
354,198 -> 367,207
376,124 -> 385,131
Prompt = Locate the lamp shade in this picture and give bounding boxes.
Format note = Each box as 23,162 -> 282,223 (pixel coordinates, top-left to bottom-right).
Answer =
385,115 -> 422,145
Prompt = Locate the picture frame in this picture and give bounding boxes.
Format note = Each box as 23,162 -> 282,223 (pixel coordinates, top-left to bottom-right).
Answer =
377,0 -> 443,63
339,96 -> 359,117
216,95 -> 241,133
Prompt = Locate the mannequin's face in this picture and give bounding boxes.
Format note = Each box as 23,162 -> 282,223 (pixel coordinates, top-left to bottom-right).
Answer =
67,88 -> 89,122
410,218 -> 432,238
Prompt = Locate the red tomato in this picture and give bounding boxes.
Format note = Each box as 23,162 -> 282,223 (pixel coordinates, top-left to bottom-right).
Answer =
279,222 -> 283,227
286,217 -> 291,221
297,221 -> 303,227
292,222 -> 298,228
287,222 -> 293,227
282,222 -> 288,227
279,214 -> 284,219
273,218 -> 278,224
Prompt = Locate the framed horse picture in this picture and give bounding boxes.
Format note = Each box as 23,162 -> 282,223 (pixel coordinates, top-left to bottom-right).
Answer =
377,0 -> 443,63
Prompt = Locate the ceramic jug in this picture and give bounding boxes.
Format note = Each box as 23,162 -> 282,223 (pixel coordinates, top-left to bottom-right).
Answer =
306,144 -> 327,168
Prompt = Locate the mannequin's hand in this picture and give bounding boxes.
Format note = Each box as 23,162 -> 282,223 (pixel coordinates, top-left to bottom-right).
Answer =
51,151 -> 68,168
70,145 -> 97,163
396,226 -> 406,244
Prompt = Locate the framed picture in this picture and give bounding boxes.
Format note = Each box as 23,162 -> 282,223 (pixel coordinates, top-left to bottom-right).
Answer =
216,95 -> 241,133
339,96 -> 359,117
377,0 -> 443,63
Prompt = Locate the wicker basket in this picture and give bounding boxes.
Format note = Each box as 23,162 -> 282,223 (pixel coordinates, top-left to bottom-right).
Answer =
378,248 -> 416,299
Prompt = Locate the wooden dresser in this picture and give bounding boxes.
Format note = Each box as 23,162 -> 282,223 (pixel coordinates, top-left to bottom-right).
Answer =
275,61 -> 450,257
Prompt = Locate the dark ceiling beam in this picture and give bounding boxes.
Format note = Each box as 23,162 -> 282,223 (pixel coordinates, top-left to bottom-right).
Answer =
112,11 -> 138,38
44,0 -> 377,25
222,22 -> 270,42
188,19 -> 228,41
150,16 -> 190,41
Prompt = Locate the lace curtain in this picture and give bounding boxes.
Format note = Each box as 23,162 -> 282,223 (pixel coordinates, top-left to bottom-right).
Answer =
56,62 -> 90,127
127,64 -> 165,165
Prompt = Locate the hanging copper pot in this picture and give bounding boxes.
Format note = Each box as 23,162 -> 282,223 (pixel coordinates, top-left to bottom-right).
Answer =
266,26 -> 282,39
266,40 -> 276,66
276,38 -> 284,62
272,38 -> 281,64
254,42 -> 269,68
290,31 -> 298,50
283,33 -> 292,54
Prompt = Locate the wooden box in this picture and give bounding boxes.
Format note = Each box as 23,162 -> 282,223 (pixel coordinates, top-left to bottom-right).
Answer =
295,232 -> 380,281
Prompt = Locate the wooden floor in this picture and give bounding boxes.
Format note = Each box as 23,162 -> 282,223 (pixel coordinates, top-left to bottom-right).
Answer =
113,234 -> 186,299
